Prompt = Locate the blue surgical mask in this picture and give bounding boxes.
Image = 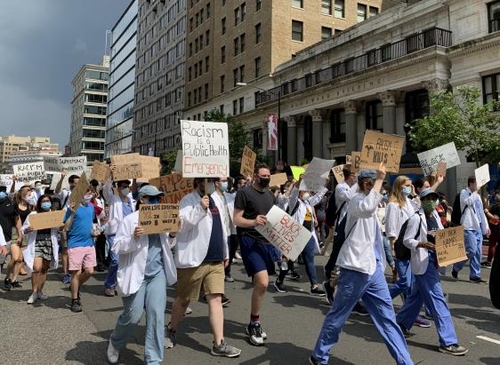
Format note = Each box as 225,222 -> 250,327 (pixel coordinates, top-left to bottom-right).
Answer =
0,191 -> 7,200
220,182 -> 228,192
41,202 -> 52,211
402,186 -> 412,196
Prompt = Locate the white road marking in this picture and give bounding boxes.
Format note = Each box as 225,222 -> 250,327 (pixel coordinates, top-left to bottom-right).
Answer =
476,335 -> 500,345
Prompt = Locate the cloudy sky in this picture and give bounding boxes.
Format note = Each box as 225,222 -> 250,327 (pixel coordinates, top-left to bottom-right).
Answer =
0,0 -> 130,149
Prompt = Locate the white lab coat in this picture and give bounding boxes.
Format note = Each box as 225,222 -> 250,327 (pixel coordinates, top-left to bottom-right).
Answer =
211,190 -> 237,235
175,191 -> 229,268
334,182 -> 358,223
21,211 -> 60,273
102,179 -> 135,236
385,197 -> 415,239
403,209 -> 443,275
336,188 -> 386,275
112,210 -> 177,296
460,188 -> 488,234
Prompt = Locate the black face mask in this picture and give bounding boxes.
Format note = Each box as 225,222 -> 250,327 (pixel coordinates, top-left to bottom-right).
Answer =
258,178 -> 270,189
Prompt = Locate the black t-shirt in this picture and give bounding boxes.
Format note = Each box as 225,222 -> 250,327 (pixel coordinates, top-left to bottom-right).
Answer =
234,185 -> 276,242
426,215 -> 440,244
15,204 -> 31,225
204,197 -> 224,262
0,197 -> 19,241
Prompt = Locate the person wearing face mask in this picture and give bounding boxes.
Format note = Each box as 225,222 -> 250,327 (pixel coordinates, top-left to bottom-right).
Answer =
165,178 -> 241,358
102,178 -> 136,297
63,188 -> 97,313
396,188 -> 468,356
21,195 -> 60,304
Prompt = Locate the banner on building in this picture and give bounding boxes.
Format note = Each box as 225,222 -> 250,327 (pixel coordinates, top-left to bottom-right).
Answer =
266,113 -> 278,151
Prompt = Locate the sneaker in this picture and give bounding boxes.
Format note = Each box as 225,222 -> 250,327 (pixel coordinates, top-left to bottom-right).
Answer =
399,324 -> 412,338
107,338 -> 120,364
246,322 -> 264,346
27,293 -> 36,304
322,280 -> 334,305
414,315 -> 431,328
4,278 -> 12,291
451,269 -> 458,279
211,340 -> 242,357
352,302 -> 369,316
287,271 -> 301,281
481,261 -> 492,268
62,274 -> 71,284
235,252 -> 242,259
104,287 -> 115,297
225,275 -> 235,283
184,306 -> 193,316
310,286 -> 326,297
438,344 -> 468,356
164,325 -> 176,349
470,277 -> 487,283
309,355 -> 322,365
11,280 -> 22,288
37,292 -> 48,301
71,299 -> 82,313
273,280 -> 287,293
222,294 -> 231,307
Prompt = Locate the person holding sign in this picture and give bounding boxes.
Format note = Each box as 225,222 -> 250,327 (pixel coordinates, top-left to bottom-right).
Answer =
310,165 -> 414,365
396,188 -> 468,356
106,185 -> 177,365
21,194 -> 60,304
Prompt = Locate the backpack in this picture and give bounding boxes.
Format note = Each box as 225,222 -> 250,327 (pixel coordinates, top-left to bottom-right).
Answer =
450,192 -> 472,226
329,216 -> 357,267
394,214 -> 422,260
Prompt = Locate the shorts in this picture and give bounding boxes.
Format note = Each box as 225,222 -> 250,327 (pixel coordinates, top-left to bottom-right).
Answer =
68,246 -> 96,271
176,262 -> 225,301
239,234 -> 280,277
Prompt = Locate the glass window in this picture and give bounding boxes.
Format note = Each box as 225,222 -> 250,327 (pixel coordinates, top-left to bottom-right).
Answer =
482,73 -> 500,103
240,33 -> 246,52
234,7 -> 240,25
357,4 -> 367,23
233,99 -> 238,115
255,57 -> 261,78
322,0 -> 332,15
221,46 -> 226,63
241,3 -> 246,21
83,129 -> 106,139
256,0 -> 262,11
369,6 -> 378,17
488,1 -> 500,33
220,75 -> 225,93
86,70 -> 109,81
366,100 -> 383,131
255,23 -> 262,44
221,17 -> 226,34
292,20 -> 303,41
329,109 -> 346,143
233,68 -> 238,87
234,37 -> 239,55
84,117 -> 106,127
85,94 -> 107,103
321,26 -> 332,40
292,0 -> 303,8
334,0 -> 344,18
239,65 -> 245,82
239,97 -> 244,113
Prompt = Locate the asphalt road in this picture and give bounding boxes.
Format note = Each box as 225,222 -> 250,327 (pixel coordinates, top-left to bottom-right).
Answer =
0,255 -> 499,365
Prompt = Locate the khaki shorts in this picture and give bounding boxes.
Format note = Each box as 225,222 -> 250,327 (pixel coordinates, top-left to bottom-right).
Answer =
176,262 -> 225,301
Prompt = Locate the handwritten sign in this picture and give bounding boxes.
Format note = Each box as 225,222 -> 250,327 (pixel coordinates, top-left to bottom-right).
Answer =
240,146 -> 257,178
181,120 -> 229,177
435,226 -> 467,267
436,161 -> 447,177
417,142 -> 461,176
149,173 -> 194,204
43,156 -> 87,174
110,153 -> 141,165
91,161 -> 111,182
299,157 -> 335,192
0,174 -> 25,191
137,156 -> 160,182
270,173 -> 288,188
346,155 -> 352,165
12,162 -> 46,183
69,172 -> 90,207
30,211 -> 65,230
139,204 -> 179,234
359,130 -> 404,173
112,163 -> 143,180
351,151 -> 361,173
332,164 -> 345,184
475,164 -> 490,188
255,206 -> 312,261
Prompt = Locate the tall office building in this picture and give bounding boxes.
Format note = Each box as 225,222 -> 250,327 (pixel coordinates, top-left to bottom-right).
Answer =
133,0 -> 187,156
69,57 -> 110,164
105,0 -> 138,159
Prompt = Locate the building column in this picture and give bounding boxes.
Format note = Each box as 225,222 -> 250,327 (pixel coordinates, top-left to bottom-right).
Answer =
309,109 -> 323,159
286,116 -> 297,166
343,100 -> 358,153
378,91 -> 397,135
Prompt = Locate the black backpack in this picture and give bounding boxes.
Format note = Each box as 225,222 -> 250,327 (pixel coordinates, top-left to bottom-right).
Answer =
451,192 -> 472,226
394,214 -> 422,260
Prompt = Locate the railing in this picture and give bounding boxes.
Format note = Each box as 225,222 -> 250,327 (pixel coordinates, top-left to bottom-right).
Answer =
256,27 -> 452,106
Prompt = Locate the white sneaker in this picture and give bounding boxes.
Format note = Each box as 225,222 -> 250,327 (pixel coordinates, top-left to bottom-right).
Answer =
107,338 -> 119,364
37,292 -> 48,301
27,293 -> 36,304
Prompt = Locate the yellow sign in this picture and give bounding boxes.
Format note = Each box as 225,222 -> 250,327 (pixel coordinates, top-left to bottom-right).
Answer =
139,204 -> 179,234
435,226 -> 467,267
359,130 -> 405,173
30,211 -> 65,230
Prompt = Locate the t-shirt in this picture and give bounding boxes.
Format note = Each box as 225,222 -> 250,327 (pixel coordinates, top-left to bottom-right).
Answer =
144,233 -> 164,278
15,204 -> 31,225
234,185 -> 276,242
204,197 -> 224,262
64,204 -> 95,248
303,206 -> 313,231
0,197 -> 19,241
426,215 -> 439,244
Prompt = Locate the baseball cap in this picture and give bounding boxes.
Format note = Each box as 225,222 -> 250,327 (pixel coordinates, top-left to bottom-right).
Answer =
357,169 -> 377,180
420,188 -> 439,200
138,185 -> 164,197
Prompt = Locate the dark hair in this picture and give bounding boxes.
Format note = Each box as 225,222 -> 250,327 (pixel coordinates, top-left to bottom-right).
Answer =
90,179 -> 99,187
68,175 -> 80,184
342,166 -> 352,179
467,176 -> 476,186
254,163 -> 270,174
36,194 -> 53,213
116,180 -> 130,188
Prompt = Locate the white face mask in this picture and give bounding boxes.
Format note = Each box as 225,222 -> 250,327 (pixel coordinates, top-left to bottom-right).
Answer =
120,187 -> 130,196
205,182 -> 216,195
82,194 -> 93,205
302,193 -> 311,201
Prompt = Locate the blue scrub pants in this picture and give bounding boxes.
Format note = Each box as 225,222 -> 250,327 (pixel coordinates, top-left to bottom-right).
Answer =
312,265 -> 413,365
452,229 -> 483,280
104,235 -> 118,289
397,253 -> 457,347
302,236 -> 319,286
389,258 -> 412,299
110,270 -> 167,365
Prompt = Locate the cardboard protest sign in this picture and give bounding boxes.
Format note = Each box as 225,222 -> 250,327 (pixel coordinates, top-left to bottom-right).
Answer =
110,153 -> 141,165
149,173 -> 194,204
138,156 -> 161,182
91,161 -> 111,182
359,130 -> 404,173
346,155 -> 352,165
475,164 -> 490,188
270,173 -> 288,188
181,120 -> 229,178
173,150 -> 183,173
12,162 -> 46,183
332,164 -> 345,184
240,146 -> 257,178
416,142 -> 461,176
43,156 -> 87,174
139,204 -> 179,234
436,161 -> 447,177
299,157 -> 335,192
255,205 -> 312,261
435,226 -> 467,267
30,211 -> 65,230
112,163 -> 143,181
351,151 -> 361,173
0,174 -> 24,191
69,172 -> 90,207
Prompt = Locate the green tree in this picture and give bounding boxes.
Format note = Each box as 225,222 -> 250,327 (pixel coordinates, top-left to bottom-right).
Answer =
160,150 -> 178,175
407,85 -> 500,167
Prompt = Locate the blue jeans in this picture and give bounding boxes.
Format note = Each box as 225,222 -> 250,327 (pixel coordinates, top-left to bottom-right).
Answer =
452,229 -> 483,280
397,254 -> 458,347
104,235 -> 117,289
110,270 -> 167,365
389,259 -> 412,299
312,265 -> 413,365
302,236 -> 318,286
